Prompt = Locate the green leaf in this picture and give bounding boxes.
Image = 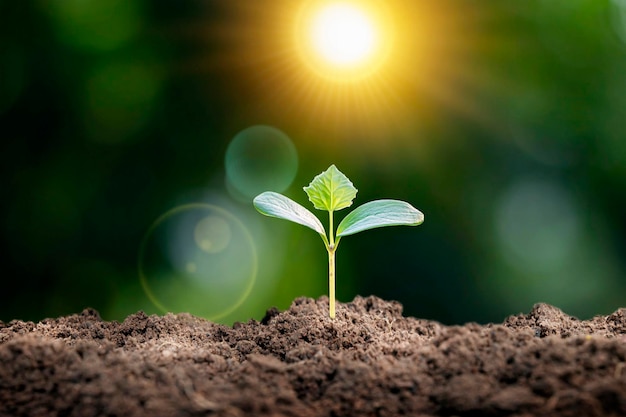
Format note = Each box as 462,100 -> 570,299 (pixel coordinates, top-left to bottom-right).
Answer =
303,165 -> 357,212
336,199 -> 424,238
253,191 -> 326,235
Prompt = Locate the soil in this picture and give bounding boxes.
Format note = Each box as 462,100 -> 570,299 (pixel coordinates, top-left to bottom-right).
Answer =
1,296 -> 626,417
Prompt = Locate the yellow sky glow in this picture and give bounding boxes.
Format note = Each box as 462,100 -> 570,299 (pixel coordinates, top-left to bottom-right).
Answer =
195,1 -> 491,148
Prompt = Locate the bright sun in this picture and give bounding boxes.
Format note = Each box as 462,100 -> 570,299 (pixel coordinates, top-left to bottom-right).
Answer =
296,1 -> 391,82
310,3 -> 377,67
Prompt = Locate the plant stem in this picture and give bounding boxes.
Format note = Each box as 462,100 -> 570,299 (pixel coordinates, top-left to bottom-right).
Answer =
328,210 -> 336,319
328,247 -> 335,318
329,210 -> 335,247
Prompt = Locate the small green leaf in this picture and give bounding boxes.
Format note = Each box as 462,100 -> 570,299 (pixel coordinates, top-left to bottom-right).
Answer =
253,191 -> 326,235
336,199 -> 424,238
303,165 -> 357,212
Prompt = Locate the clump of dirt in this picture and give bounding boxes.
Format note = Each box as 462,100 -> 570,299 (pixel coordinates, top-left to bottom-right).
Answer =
1,295 -> 626,417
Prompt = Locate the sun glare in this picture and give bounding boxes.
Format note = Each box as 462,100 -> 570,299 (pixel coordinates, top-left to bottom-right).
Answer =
296,1 -> 392,82
310,3 -> 377,67
198,1 -> 489,147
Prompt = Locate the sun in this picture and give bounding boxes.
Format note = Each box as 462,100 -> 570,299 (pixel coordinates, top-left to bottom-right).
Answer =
310,3 -> 377,67
296,1 -> 392,82
197,1 -> 489,147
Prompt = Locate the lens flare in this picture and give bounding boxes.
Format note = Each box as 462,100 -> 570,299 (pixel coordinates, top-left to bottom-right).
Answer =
138,204 -> 257,321
194,215 -> 231,254
225,125 -> 298,200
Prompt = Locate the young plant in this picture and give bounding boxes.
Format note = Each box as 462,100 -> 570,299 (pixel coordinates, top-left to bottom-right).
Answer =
253,165 -> 424,318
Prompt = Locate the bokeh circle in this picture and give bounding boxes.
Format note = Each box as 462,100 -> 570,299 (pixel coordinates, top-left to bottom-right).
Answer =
225,125 -> 298,199
138,203 -> 257,320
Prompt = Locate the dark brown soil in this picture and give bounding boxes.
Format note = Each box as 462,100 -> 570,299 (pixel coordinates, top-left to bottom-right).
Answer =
1,296 -> 626,417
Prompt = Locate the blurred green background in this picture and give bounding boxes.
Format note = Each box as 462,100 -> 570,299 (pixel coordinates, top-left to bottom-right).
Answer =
2,0 -> 626,325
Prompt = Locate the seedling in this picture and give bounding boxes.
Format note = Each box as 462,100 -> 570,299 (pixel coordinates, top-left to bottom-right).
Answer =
253,165 -> 424,318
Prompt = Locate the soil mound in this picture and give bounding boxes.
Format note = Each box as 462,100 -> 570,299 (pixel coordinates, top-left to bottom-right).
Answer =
1,296 -> 626,416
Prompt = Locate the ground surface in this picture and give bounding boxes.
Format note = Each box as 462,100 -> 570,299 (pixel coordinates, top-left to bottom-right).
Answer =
1,296 -> 626,417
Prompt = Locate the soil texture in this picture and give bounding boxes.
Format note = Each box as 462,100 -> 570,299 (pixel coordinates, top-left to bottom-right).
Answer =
1,295 -> 626,417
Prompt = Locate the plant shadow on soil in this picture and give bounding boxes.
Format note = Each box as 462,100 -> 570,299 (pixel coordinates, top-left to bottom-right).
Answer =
1,295 -> 626,417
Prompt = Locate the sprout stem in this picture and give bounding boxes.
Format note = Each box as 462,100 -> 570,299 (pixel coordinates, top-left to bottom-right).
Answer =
328,247 -> 336,318
328,209 -> 336,318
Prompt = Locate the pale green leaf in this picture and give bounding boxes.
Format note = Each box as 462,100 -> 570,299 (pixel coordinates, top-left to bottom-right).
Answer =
303,165 -> 357,212
336,199 -> 424,238
253,191 -> 326,235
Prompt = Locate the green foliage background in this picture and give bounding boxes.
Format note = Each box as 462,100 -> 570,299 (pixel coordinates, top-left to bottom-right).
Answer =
1,0 -> 625,324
